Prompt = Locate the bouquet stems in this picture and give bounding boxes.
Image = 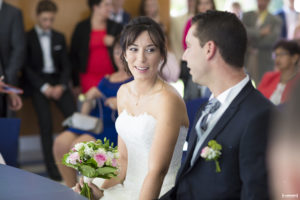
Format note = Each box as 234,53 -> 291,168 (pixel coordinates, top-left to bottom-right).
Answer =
80,176 -> 94,200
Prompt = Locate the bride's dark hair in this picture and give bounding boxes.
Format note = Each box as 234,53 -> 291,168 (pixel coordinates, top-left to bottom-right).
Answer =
120,16 -> 167,76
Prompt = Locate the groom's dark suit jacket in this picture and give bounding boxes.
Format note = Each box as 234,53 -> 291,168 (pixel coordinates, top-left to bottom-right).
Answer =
161,81 -> 274,200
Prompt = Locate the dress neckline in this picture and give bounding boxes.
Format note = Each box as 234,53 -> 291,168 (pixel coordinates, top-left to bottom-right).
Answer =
119,109 -> 189,130
119,109 -> 157,121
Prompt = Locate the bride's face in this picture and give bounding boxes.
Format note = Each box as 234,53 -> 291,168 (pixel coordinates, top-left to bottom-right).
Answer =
124,31 -> 162,80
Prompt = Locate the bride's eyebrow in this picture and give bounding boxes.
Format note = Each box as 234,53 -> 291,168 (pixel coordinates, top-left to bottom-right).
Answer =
129,44 -> 156,47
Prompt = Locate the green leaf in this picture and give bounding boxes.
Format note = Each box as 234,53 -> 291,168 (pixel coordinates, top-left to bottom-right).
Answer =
86,158 -> 98,168
96,166 -> 117,175
79,165 -> 97,178
80,183 -> 92,200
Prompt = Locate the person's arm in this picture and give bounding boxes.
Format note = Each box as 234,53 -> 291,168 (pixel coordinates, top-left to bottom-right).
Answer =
241,12 -> 261,42
80,86 -> 102,115
239,107 -> 272,199
5,9 -> 25,85
139,92 -> 187,200
7,93 -> 22,111
58,34 -> 71,87
70,23 -> 82,88
257,16 -> 282,49
100,86 -> 128,189
52,34 -> 71,100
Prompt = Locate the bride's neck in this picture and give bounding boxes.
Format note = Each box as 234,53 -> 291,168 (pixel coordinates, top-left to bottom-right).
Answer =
132,76 -> 159,97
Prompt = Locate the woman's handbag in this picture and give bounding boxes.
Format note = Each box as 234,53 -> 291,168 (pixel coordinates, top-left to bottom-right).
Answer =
62,98 -> 103,134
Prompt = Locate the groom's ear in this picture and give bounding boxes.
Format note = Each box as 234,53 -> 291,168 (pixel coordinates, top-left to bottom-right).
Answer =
205,41 -> 217,61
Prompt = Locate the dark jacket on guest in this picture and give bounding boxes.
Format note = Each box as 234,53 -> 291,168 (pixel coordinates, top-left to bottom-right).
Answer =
70,18 -> 123,86
24,28 -> 71,91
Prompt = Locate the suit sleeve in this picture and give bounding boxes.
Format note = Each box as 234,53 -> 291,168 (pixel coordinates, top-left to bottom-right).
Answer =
242,12 -> 261,42
70,24 -> 81,87
257,16 -> 282,49
239,108 -> 272,200
24,41 -> 45,90
5,9 -> 25,85
58,35 -> 71,86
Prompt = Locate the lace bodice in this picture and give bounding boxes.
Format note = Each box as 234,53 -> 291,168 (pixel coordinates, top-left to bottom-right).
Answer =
111,109 -> 188,198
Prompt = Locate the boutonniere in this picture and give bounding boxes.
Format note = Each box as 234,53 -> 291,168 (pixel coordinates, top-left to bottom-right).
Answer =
201,140 -> 222,173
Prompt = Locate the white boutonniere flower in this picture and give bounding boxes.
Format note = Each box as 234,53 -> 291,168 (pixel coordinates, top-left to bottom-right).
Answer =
201,140 -> 222,173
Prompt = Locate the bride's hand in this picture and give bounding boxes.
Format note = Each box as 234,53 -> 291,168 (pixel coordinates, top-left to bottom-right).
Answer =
74,177 -> 104,200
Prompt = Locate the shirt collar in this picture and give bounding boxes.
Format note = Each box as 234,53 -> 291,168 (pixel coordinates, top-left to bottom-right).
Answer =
210,75 -> 250,106
0,0 -> 3,10
35,25 -> 52,36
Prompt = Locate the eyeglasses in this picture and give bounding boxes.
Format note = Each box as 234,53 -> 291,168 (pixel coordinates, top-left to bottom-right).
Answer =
272,52 -> 290,59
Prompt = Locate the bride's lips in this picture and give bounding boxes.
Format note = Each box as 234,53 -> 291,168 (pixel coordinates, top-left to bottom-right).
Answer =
134,66 -> 149,73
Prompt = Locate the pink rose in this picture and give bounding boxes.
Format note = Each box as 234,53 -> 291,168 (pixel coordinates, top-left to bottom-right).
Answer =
201,146 -> 210,158
68,152 -> 80,164
94,153 -> 107,167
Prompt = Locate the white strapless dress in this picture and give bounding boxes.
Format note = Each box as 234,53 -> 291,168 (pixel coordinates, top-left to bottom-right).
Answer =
98,109 -> 188,200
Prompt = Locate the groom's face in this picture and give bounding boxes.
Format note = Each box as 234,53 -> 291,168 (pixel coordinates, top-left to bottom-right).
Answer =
182,25 -> 209,85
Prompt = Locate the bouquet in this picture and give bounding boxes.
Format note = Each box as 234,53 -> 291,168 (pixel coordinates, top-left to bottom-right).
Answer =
62,138 -> 119,199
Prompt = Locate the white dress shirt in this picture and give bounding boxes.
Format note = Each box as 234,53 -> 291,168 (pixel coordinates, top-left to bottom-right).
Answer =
190,75 -> 250,166
283,6 -> 299,40
35,25 -> 55,93
0,0 -> 3,10
110,9 -> 124,24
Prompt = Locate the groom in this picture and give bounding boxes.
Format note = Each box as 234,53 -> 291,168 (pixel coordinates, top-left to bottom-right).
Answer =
160,11 -> 274,199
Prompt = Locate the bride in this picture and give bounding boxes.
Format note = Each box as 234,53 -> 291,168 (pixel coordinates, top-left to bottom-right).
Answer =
75,16 -> 189,200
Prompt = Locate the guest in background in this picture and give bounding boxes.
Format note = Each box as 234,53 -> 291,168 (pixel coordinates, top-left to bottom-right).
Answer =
182,0 -> 216,50
170,0 -> 195,62
139,0 -> 161,25
24,0 -> 76,180
242,0 -> 282,84
53,36 -> 132,187
182,0 -> 216,101
0,0 -> 25,116
258,40 -> 300,105
268,81 -> 300,199
70,0 -> 123,95
229,1 -> 242,20
276,0 -> 299,39
110,0 -> 130,26
139,0 -> 180,84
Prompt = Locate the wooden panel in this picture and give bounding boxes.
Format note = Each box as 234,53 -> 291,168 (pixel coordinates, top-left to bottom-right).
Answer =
123,0 -> 170,32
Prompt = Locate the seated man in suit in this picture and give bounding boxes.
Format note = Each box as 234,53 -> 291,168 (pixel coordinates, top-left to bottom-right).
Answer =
24,0 -> 76,180
161,11 -> 274,199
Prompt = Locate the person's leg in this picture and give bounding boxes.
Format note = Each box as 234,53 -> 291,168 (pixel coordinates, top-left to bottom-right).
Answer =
32,91 -> 59,180
53,131 -> 95,187
53,130 -> 78,187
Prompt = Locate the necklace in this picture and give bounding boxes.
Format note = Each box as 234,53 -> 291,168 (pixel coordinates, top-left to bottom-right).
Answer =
133,77 -> 162,106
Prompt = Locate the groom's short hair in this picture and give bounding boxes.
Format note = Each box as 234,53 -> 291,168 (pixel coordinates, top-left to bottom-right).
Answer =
192,10 -> 247,68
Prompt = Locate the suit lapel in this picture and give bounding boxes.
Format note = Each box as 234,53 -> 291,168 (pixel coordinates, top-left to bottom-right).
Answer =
176,101 -> 208,182
181,82 -> 254,176
32,30 -> 44,68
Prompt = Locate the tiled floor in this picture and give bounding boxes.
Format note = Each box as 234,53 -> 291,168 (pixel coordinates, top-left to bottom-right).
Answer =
18,135 -> 65,184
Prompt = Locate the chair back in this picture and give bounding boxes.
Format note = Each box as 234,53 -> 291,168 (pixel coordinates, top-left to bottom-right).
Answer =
0,118 -> 21,167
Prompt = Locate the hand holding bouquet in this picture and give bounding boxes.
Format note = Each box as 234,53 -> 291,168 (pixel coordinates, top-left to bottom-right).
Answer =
62,138 -> 119,199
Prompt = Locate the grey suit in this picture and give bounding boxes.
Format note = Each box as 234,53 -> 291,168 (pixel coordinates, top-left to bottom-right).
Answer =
0,2 -> 25,117
242,11 -> 282,84
0,2 -> 25,85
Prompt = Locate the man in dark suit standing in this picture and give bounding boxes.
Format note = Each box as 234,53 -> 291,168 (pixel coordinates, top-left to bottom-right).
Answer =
24,0 -> 76,180
161,11 -> 273,199
0,0 -> 25,116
